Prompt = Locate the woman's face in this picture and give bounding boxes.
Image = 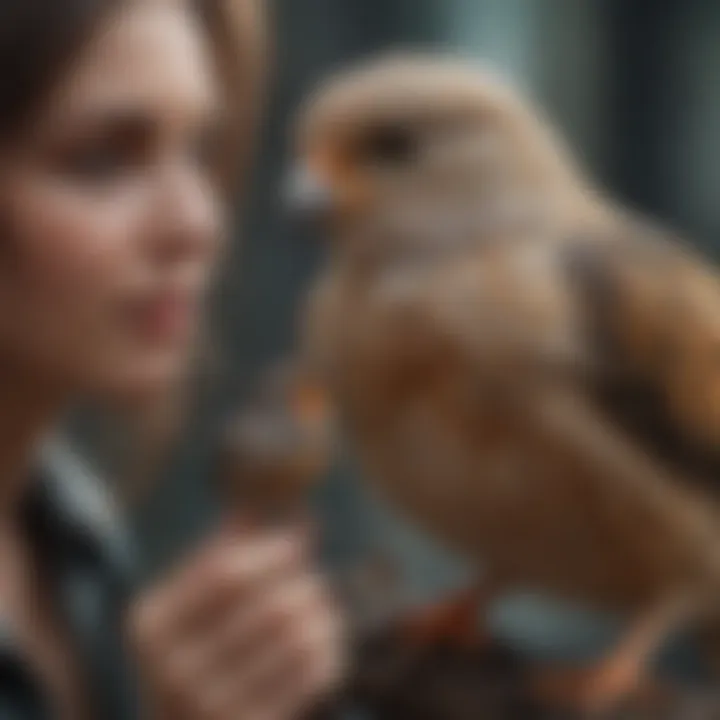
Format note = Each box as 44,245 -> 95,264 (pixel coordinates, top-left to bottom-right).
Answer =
0,0 -> 224,402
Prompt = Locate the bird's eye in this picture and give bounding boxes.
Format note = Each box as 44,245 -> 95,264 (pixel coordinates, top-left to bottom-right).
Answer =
362,125 -> 418,166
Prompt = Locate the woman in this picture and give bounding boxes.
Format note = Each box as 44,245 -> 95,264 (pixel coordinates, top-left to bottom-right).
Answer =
0,1 -> 344,719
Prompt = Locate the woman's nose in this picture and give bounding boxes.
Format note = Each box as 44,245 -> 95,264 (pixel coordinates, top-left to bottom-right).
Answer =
145,161 -> 223,265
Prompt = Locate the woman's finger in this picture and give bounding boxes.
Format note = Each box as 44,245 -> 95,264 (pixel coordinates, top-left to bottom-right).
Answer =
129,528 -> 308,667
206,590 -> 345,719
167,573 -> 322,690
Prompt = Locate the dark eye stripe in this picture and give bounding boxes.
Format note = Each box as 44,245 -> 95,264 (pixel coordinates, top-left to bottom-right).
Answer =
361,125 -> 418,165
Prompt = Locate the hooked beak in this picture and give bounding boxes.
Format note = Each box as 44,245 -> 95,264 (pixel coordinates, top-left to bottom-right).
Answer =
282,163 -> 334,226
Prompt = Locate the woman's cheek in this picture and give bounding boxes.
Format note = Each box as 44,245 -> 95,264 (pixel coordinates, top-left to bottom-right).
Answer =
0,183 -> 147,390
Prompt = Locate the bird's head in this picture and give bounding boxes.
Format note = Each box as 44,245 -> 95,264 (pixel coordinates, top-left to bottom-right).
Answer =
286,53 -> 593,263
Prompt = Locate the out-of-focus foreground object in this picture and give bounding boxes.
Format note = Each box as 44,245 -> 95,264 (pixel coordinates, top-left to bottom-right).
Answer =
288,52 -> 720,715
218,359 -> 335,520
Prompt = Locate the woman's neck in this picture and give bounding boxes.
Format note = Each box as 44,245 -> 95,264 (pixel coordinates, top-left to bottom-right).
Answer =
0,363 -> 65,524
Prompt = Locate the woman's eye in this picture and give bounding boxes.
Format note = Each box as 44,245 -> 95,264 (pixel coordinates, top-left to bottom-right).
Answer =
363,125 -> 419,167
54,143 -> 133,184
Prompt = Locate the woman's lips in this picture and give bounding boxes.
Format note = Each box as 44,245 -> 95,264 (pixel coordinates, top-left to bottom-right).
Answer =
128,288 -> 199,345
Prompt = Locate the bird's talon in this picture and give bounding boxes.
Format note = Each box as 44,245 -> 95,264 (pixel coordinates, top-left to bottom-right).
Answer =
530,660 -> 655,716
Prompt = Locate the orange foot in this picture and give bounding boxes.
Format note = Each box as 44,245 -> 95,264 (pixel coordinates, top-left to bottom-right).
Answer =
400,587 -> 488,651
531,658 -> 667,716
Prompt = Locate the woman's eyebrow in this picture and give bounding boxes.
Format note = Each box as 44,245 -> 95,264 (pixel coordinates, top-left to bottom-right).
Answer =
41,102 -> 225,145
32,111 -> 159,158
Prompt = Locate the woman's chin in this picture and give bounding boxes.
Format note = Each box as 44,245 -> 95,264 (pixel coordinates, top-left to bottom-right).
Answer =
89,352 -> 194,409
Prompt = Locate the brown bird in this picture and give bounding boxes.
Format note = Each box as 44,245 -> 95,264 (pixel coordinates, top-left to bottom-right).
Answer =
285,53 -> 720,713
219,360 -> 335,521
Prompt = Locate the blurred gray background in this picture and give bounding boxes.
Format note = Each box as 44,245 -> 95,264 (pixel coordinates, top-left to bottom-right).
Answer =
131,0 -> 720,669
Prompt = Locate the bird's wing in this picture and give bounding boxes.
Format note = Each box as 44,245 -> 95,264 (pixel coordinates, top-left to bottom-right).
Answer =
561,217 -> 720,495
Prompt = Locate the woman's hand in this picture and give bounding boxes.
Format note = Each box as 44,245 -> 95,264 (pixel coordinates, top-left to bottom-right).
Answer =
128,523 -> 345,720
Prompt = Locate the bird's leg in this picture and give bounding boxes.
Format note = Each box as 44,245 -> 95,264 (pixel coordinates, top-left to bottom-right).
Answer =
531,593 -> 701,715
400,580 -> 498,650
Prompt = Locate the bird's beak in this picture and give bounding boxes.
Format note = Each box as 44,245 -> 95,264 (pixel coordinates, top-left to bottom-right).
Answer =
283,162 -> 334,226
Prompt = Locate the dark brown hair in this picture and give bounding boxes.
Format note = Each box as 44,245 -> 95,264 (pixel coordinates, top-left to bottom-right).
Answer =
0,0 -> 269,196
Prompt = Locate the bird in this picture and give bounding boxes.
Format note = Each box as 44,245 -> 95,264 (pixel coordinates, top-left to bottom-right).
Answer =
284,52 -> 720,713
218,359 -> 335,522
